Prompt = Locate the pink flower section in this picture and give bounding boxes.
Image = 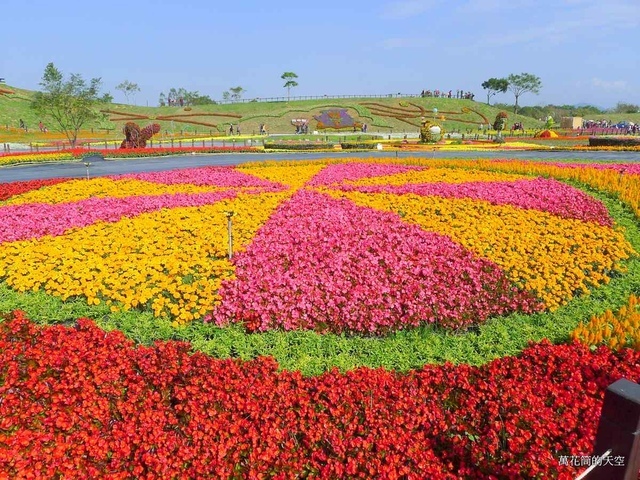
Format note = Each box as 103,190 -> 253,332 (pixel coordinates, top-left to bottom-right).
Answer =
211,191 -> 541,335
546,162 -> 640,175
307,163 -> 425,186
335,177 -> 613,226
115,166 -> 286,189
0,191 -> 237,243
491,159 -> 640,175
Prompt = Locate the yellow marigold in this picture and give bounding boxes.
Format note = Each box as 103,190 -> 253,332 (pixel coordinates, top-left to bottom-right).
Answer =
3,178 -> 225,205
0,191 -> 290,324
571,294 -> 640,351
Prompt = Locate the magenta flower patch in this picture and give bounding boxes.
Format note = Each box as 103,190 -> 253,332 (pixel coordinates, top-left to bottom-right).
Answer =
115,166 -> 286,189
0,191 -> 237,243
307,163 -> 425,186
334,177 -> 613,226
211,190 -> 541,335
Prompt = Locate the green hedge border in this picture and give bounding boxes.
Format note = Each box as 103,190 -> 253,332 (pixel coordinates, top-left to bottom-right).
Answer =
1,172 -> 639,376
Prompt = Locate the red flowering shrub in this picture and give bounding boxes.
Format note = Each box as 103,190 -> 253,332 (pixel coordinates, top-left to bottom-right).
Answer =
0,178 -> 70,201
1,311 -> 638,479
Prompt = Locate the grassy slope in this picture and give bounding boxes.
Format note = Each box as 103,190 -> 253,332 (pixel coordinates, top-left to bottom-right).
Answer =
0,83 -> 546,140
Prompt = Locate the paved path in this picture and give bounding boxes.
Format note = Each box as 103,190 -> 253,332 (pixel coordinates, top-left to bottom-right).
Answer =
1,150 -> 639,184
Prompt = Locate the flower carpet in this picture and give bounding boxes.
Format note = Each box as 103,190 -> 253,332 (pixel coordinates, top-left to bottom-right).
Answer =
1,158 -> 639,478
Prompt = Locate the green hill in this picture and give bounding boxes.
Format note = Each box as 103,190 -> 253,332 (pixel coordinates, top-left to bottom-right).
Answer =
0,83 -> 545,139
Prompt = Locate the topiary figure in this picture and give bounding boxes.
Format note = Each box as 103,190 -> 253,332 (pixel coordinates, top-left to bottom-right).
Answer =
493,111 -> 508,141
120,122 -> 160,149
419,118 -> 444,143
545,115 -> 555,129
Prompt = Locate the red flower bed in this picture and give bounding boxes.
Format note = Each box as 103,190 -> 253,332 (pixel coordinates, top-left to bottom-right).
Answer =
1,311 -> 638,479
0,178 -> 70,201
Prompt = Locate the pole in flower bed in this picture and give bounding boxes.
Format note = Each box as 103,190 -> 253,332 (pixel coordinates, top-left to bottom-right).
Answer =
84,162 -> 91,180
225,211 -> 234,260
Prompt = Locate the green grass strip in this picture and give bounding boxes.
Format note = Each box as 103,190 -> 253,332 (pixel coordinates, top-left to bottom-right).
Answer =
1,182 -> 638,376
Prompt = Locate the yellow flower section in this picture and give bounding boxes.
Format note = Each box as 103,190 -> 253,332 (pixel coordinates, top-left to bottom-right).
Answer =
571,294 -> 640,351
436,141 -> 546,150
2,178 -> 225,206
346,167 -> 527,187
0,152 -> 75,166
239,162 -> 326,189
0,191 -> 290,324
320,189 -> 634,309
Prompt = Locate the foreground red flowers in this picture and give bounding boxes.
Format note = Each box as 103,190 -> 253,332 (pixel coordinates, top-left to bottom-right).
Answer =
1,311 -> 638,479
0,178 -> 70,201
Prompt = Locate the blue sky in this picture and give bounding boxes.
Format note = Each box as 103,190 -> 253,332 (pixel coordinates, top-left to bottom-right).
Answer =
1,0 -> 638,109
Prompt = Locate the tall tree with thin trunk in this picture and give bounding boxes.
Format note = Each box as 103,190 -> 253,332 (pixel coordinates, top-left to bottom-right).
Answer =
31,63 -> 104,147
116,80 -> 141,105
281,72 -> 298,101
481,77 -> 509,105
229,86 -> 245,101
506,73 -> 542,114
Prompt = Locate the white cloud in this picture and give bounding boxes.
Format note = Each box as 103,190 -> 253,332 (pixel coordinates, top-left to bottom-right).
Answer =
456,0 -> 536,14
380,36 -> 434,49
591,78 -> 628,91
459,0 -> 639,47
381,0 -> 441,19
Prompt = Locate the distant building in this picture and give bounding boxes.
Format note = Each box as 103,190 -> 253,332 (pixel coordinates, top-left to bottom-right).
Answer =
561,117 -> 583,129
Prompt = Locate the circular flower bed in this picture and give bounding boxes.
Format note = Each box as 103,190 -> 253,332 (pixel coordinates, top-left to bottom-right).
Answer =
0,160 -> 634,335
1,158 -> 640,478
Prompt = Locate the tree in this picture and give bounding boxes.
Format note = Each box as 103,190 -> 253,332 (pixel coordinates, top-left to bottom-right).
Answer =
116,80 -> 140,105
31,63 -> 104,147
613,102 -> 639,114
160,87 -> 215,106
99,92 -> 114,103
481,78 -> 509,105
229,86 -> 245,101
506,73 -> 542,114
185,92 -> 215,105
281,72 -> 298,101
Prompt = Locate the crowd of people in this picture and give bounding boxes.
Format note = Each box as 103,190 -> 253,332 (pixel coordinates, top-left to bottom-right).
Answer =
582,119 -> 637,132
420,89 -> 475,100
582,119 -> 614,128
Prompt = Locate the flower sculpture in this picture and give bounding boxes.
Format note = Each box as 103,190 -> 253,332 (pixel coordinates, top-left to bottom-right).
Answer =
119,122 -> 161,149
419,118 -> 444,143
493,111 -> 508,137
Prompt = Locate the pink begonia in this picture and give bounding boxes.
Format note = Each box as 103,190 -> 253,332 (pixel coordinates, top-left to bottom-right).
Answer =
0,191 -> 237,243
211,190 -> 541,335
307,163 -> 425,186
490,159 -> 640,175
114,166 -> 286,188
544,162 -> 640,174
333,177 -> 612,226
